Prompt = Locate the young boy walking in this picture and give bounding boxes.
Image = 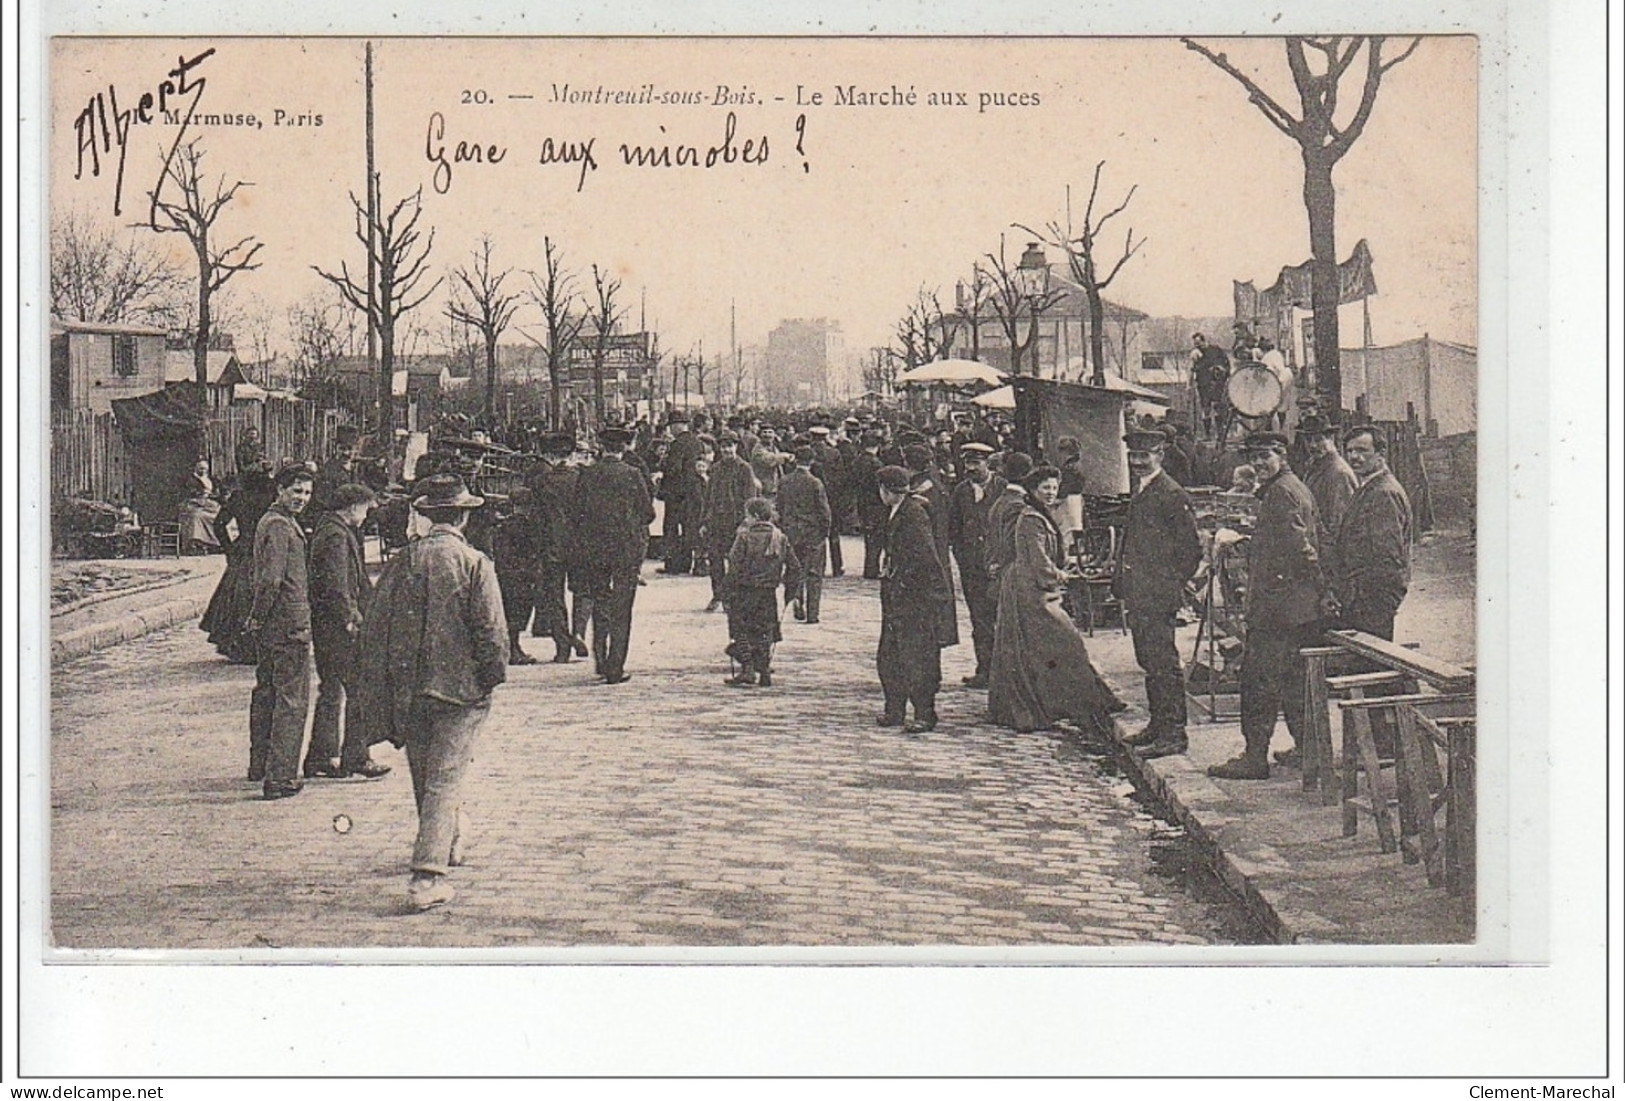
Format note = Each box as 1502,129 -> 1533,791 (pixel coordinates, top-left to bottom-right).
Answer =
723,497 -> 800,688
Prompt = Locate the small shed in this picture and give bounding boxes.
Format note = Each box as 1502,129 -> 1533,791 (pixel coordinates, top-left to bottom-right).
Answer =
1010,375 -> 1168,496
50,318 -> 168,413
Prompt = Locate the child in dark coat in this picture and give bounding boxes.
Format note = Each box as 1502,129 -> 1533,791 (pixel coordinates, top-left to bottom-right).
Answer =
723,497 -> 800,688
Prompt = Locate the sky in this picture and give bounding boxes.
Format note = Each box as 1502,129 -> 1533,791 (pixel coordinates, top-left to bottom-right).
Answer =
49,35 -> 1477,365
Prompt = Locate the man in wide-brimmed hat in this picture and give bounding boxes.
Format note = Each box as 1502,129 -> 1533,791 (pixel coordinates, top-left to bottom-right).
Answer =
353,473 -> 509,911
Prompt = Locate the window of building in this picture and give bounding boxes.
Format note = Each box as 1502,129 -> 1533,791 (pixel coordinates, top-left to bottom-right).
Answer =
113,335 -> 139,378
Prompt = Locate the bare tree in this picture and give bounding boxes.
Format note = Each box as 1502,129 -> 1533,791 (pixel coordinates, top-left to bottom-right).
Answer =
313,183 -> 441,430
862,346 -> 900,398
984,239 -> 1065,377
1018,164 -> 1147,387
520,237 -> 586,427
585,264 -> 625,424
147,140 -> 264,402
446,235 -> 524,426
947,266 -> 994,363
50,211 -> 184,327
1184,35 -> 1420,414
287,290 -> 360,391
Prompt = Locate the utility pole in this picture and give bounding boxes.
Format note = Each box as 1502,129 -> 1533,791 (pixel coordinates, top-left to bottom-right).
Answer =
365,41 -> 379,430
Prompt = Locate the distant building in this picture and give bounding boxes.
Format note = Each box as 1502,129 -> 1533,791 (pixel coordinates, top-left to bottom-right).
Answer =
763,319 -> 843,407
50,318 -> 168,413
163,349 -> 248,411
327,354 -> 471,430
566,328 -> 659,415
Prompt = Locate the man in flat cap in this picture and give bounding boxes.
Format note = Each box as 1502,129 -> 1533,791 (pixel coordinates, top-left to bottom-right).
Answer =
948,442 -> 1004,687
353,474 -> 508,910
1327,424 -> 1413,641
1116,430 -> 1202,759
246,462 -> 316,800
776,446 -> 832,623
1208,431 -> 1325,780
572,426 -> 655,684
702,432 -> 762,611
876,465 -> 951,733
302,482 -> 391,781
809,425 -> 846,577
1297,412 -> 1357,550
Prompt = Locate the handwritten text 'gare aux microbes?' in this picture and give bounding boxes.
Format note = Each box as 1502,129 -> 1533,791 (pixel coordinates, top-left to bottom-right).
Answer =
425,110 -> 785,195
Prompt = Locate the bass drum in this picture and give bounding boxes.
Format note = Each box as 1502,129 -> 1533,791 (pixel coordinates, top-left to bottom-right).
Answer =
1226,361 -> 1285,417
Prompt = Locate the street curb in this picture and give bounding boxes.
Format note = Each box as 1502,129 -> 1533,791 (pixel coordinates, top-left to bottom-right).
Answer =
51,594 -> 210,665
51,566 -> 209,618
1107,705 -> 1301,944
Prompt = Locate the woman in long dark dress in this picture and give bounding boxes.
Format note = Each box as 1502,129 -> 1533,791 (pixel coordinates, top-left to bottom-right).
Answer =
199,464 -> 275,663
987,465 -> 1119,735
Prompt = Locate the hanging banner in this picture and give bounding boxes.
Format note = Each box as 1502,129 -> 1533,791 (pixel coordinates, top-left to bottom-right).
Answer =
1234,239 -> 1378,327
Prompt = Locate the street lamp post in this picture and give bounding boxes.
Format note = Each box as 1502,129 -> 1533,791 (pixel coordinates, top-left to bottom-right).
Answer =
1014,242 -> 1051,377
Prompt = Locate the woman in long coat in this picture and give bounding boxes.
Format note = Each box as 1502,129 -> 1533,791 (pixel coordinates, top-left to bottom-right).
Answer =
987,464 -> 1119,735
199,463 -> 276,663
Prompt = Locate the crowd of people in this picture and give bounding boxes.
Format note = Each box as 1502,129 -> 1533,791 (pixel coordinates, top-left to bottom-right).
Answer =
189,392 -> 1413,911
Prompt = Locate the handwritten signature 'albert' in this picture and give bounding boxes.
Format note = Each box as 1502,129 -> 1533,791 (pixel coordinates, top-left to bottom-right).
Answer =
72,47 -> 216,219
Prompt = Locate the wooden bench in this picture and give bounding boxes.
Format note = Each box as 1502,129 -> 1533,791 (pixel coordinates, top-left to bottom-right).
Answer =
1300,639 -> 1423,805
1395,703 -> 1477,897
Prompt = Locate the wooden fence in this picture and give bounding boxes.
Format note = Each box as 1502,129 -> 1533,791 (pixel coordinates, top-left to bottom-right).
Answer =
52,397 -> 353,508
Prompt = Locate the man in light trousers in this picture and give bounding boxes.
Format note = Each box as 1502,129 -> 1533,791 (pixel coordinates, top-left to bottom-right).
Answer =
354,474 -> 508,910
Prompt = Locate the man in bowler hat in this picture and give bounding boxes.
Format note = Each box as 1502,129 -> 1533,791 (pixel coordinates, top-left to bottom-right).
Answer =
572,426 -> 655,684
876,465 -> 950,733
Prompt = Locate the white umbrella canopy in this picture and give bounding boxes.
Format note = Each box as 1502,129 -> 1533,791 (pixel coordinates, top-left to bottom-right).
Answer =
972,385 -> 1015,409
898,358 -> 1007,388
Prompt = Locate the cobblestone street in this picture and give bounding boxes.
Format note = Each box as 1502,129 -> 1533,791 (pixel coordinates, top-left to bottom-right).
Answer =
49,540 -> 1255,950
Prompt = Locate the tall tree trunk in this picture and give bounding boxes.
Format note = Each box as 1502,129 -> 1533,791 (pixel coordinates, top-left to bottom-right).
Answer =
484,336 -> 497,424
1303,149 -> 1341,418
548,354 -> 562,427
194,275 -> 211,413
379,315 -> 394,432
1086,287 -> 1107,387
593,354 -> 606,423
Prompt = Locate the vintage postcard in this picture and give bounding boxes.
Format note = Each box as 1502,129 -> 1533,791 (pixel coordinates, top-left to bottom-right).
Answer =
14,12 -> 1607,1080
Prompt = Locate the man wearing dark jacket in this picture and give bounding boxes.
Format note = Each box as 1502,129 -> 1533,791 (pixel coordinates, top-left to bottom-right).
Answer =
702,433 -> 761,611
903,442 -> 959,649
948,443 -> 1004,688
527,432 -> 586,663
1209,431 -> 1325,780
1115,431 -> 1203,759
876,465 -> 951,734
658,413 -> 704,574
303,483 -> 390,781
352,474 -> 508,911
850,433 -> 887,579
573,426 -> 655,684
246,464 -> 316,800
810,425 -> 846,577
777,448 -> 832,623
1328,425 -> 1414,639
1299,412 -> 1358,550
